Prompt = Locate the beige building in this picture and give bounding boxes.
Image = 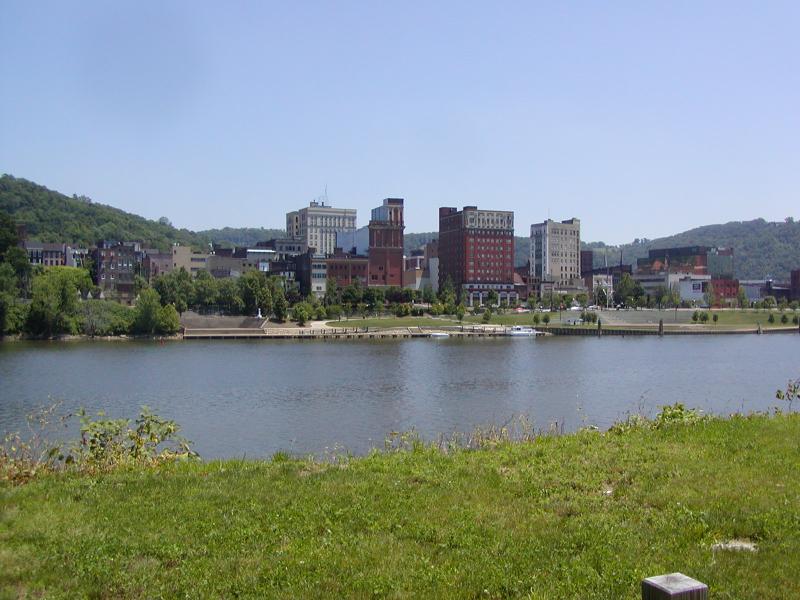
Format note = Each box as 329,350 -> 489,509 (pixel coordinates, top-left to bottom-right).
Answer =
286,201 -> 357,256
171,245 -> 209,275
530,218 -> 582,294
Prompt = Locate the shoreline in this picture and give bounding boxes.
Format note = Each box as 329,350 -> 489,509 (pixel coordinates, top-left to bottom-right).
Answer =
2,324 -> 799,342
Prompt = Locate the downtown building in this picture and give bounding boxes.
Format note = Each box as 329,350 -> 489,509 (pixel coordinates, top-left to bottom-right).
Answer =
438,206 -> 516,306
529,218 -> 584,298
286,200 -> 357,256
367,198 -> 404,287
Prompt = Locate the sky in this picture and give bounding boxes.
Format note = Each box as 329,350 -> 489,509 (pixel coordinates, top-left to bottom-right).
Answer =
1,1 -> 798,244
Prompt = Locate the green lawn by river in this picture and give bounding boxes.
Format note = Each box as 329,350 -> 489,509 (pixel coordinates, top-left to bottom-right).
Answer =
2,414 -> 799,598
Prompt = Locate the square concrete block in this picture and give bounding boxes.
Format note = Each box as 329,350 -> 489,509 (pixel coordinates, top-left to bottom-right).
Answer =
642,573 -> 708,599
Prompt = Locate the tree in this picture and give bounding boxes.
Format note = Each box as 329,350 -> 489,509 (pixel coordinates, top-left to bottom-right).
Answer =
133,288 -> 162,334
456,304 -> 466,322
482,309 -> 492,324
486,290 -> 499,308
341,280 -> 364,309
291,302 -> 311,326
736,287 -> 749,309
25,267 -> 91,336
542,313 -> 551,325
217,278 -> 244,314
614,273 -> 636,307
422,284 -> 435,304
768,313 -> 775,324
363,287 -> 385,310
193,271 -> 218,310
80,300 -> 134,336
532,313 -> 540,325
438,276 -> 456,306
238,270 -> 272,316
0,212 -> 19,261
273,289 -> 288,322
157,304 -> 181,334
153,268 -> 193,310
712,313 -> 718,325
323,277 -> 340,306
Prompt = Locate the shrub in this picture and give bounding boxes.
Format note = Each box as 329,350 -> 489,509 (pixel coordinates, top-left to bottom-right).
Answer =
542,314 -> 551,325
793,315 -> 799,325
482,310 -> 492,324
692,311 -> 699,322
768,313 -> 775,324
781,313 -> 789,324
1,405 -> 196,483
532,314 -> 540,325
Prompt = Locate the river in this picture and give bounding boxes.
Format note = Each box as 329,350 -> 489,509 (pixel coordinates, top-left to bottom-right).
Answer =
1,335 -> 798,458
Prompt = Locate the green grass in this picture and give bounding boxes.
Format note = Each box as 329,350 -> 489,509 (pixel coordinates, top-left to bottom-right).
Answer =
325,317 -> 459,329
2,414 -> 800,598
464,312 -> 566,326
699,309 -> 799,329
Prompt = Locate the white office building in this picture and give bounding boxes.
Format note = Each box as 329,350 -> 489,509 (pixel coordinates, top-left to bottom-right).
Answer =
286,201 -> 357,256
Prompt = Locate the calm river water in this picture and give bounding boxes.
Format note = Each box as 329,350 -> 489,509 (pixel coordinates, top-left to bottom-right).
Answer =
1,335 -> 798,458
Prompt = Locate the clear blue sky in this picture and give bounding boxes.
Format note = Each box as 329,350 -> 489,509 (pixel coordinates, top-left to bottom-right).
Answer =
1,1 -> 798,244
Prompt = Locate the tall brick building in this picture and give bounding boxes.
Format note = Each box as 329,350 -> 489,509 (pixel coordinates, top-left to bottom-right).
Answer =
438,206 -> 516,306
368,198 -> 404,287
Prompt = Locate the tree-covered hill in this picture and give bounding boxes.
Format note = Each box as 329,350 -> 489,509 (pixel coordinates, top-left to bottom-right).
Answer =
0,175 -> 209,251
588,219 -> 800,280
199,227 -> 288,248
2,174 -> 797,279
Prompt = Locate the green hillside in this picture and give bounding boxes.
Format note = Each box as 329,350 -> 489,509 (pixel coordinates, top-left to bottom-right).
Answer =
199,227 -> 289,248
2,174 -> 797,279
0,175 -> 208,251
588,219 -> 800,280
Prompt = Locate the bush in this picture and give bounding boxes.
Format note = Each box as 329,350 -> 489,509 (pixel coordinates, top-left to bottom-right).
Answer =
793,315 -> 799,325
692,311 -> 699,322
326,304 -> 343,320
781,313 -> 789,324
80,300 -> 135,336
768,313 -> 775,324
542,314 -> 551,325
482,310 -> 492,324
428,303 -> 443,316
1,405 -> 196,483
394,303 -> 412,318
532,314 -> 540,325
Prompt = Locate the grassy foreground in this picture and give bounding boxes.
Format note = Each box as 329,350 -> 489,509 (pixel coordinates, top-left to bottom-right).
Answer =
2,414 -> 800,599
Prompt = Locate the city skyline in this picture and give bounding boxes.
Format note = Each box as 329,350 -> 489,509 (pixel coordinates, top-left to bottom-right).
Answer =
2,2 -> 799,244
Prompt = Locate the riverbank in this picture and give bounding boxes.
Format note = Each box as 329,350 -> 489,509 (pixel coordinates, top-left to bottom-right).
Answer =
2,412 -> 799,598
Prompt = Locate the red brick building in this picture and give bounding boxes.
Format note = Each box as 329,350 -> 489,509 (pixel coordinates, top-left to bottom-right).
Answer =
438,206 -> 516,306
326,249 -> 368,288
368,198 -> 404,287
710,278 -> 740,306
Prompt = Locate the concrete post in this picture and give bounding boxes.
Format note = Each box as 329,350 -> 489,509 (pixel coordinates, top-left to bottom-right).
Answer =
642,573 -> 707,599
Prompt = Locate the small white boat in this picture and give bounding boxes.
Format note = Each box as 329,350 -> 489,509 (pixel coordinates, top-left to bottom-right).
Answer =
429,332 -> 450,338
507,326 -> 539,337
